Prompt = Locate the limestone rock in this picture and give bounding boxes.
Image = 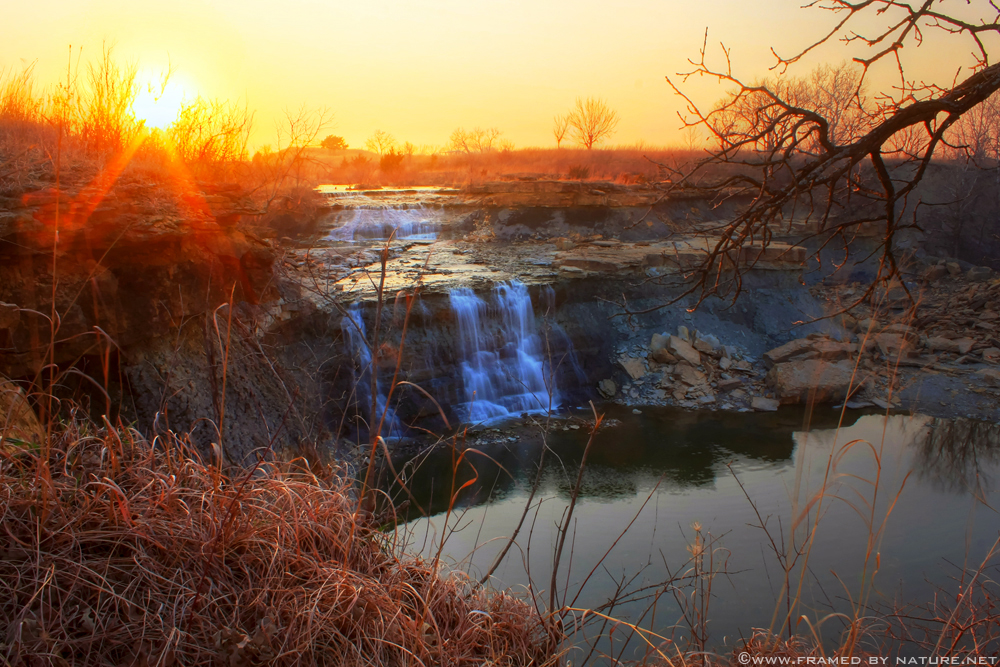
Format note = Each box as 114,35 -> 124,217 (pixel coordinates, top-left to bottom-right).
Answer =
765,359 -> 859,405
875,333 -> 913,357
922,264 -> 949,282
717,377 -> 743,392
751,397 -> 780,412
946,262 -> 962,276
668,336 -> 701,366
652,348 -> 678,364
982,347 -> 1000,362
967,266 -> 993,282
764,338 -> 818,367
693,333 -> 720,354
598,378 -> 617,398
675,362 -> 706,386
618,356 -> 646,380
976,368 -> 1000,387
650,333 -> 669,353
719,356 -> 732,371
926,337 -> 975,355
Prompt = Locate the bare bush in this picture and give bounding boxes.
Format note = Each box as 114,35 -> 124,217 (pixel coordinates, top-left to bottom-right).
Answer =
79,43 -> 141,154
168,97 -> 254,167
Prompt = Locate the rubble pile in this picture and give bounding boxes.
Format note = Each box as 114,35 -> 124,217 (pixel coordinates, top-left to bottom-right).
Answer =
598,271 -> 1000,413
602,326 -> 775,412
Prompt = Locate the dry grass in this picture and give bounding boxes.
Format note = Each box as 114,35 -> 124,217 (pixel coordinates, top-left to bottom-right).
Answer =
0,415 -> 555,666
305,145 -> 700,187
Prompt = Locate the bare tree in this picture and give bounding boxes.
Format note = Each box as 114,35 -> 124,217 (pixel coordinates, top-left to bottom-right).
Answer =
365,129 -> 396,155
652,1 -> 1000,309
567,97 -> 619,149
553,113 -> 571,148
449,126 -> 502,154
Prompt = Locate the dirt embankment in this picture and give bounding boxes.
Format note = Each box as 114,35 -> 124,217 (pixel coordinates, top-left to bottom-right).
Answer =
0,174 -> 330,463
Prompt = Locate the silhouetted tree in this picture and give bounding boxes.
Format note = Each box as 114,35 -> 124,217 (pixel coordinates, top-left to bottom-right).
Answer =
567,97 -> 619,149
648,1 -> 1000,309
320,134 -> 347,151
365,129 -> 396,155
449,127 -> 502,154
552,113 -> 571,148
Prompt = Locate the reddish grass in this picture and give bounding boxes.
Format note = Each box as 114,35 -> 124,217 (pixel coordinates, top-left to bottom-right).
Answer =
0,416 -> 555,666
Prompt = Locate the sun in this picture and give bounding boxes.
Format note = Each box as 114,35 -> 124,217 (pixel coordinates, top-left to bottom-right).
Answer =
133,72 -> 190,130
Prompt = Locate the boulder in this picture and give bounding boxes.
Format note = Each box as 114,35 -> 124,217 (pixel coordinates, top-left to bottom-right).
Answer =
751,397 -> 780,412
875,333 -> 913,357
764,338 -> 819,367
810,340 -> 858,360
926,337 -> 976,355
668,336 -> 701,366
976,368 -> 1000,387
693,333 -> 720,354
763,338 -> 856,367
674,362 -> 706,386
967,266 -> 993,282
717,377 -> 743,392
765,359 -> 859,405
618,356 -> 646,380
651,348 -> 678,364
922,264 -> 949,282
598,379 -> 617,398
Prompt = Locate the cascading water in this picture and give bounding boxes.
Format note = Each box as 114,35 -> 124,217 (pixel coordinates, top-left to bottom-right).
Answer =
450,281 -> 557,422
341,305 -> 402,438
325,205 -> 441,242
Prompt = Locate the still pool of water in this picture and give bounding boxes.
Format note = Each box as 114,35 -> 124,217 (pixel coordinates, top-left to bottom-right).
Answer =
381,406 -> 1000,661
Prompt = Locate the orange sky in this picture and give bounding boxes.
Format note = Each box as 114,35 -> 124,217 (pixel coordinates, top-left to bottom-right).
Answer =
3,0 -> 986,151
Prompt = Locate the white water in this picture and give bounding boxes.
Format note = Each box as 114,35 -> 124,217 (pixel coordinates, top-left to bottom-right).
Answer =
450,282 -> 556,422
325,205 -> 441,242
341,305 -> 402,437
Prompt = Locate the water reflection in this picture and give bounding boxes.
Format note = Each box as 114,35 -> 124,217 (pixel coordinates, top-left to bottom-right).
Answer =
382,405 -> 802,520
384,408 -> 1000,660
912,417 -> 1000,494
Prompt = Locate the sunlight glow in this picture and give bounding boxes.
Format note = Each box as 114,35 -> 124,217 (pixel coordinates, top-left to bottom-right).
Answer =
133,74 -> 189,130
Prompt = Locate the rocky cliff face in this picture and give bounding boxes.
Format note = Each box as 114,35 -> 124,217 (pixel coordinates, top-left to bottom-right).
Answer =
0,174 -> 326,463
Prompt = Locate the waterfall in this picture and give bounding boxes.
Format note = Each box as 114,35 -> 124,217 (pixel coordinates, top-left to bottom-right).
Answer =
449,282 -> 557,422
325,206 -> 441,242
341,305 -> 402,438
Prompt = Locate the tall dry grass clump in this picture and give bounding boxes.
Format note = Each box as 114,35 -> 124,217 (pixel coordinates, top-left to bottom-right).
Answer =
0,415 -> 554,666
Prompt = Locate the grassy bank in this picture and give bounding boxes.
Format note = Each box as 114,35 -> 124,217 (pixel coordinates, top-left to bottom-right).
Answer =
0,416 -> 555,666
